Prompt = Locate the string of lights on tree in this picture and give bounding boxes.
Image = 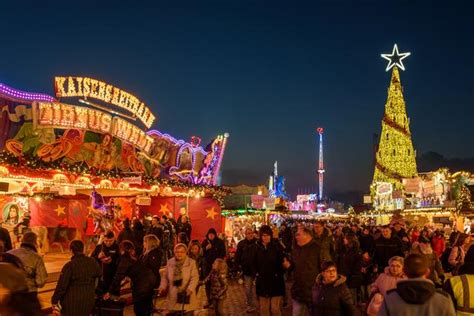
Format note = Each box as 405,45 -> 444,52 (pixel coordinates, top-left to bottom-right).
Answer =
373,44 -> 418,191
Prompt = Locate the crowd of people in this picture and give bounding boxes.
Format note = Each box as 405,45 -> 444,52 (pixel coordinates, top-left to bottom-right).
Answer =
1,214 -> 474,316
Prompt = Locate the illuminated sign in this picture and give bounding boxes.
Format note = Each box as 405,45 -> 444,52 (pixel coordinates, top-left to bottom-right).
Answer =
33,102 -> 154,153
54,76 -> 155,128
376,182 -> 393,195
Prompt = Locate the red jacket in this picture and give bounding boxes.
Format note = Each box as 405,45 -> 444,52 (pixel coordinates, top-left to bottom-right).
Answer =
431,235 -> 445,258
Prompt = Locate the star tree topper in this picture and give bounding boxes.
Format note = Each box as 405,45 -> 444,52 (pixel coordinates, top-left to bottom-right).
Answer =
381,44 -> 411,71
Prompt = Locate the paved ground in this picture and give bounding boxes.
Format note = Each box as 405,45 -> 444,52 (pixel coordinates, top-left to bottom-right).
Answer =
43,254 -> 361,316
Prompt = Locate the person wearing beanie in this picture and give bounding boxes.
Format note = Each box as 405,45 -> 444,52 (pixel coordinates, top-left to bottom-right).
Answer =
7,231 -> 47,311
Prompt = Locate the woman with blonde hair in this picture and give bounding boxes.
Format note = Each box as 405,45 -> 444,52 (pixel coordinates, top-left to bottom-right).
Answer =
140,234 -> 163,287
367,256 -> 406,316
158,243 -> 199,315
202,258 -> 228,315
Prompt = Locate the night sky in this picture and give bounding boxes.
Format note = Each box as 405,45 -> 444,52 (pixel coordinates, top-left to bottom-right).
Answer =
1,2 -> 473,200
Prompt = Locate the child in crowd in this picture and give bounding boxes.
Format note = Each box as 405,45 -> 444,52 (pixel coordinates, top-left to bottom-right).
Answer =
202,258 -> 228,315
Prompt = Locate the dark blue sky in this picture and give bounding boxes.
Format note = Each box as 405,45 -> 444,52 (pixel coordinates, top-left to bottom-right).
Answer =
1,2 -> 473,198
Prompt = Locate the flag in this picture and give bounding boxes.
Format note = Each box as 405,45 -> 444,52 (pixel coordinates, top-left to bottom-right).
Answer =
30,199 -> 69,227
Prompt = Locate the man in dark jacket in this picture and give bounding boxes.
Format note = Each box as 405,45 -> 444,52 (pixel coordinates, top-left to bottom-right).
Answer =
359,227 -> 375,256
392,222 -> 410,253
176,215 -> 192,242
287,226 -> 321,316
117,218 -> 135,244
312,221 -> 334,263
91,230 -> 120,294
374,225 -> 404,270
279,223 -> 293,253
146,216 -> 164,244
235,227 -> 258,312
52,240 -> 101,316
380,253 -> 455,316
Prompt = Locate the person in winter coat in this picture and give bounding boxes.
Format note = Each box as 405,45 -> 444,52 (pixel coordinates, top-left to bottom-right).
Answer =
359,227 -> 375,256
360,251 -> 376,303
289,226 -> 321,316
176,215 -> 192,242
0,262 -> 42,316
90,230 -> 120,295
378,253 -> 455,316
431,230 -> 446,258
373,225 -> 404,270
336,233 -> 362,304
117,218 -> 135,245
254,225 -> 287,316
201,228 -> 226,278
411,226 -> 420,244
443,248 -> 474,315
132,219 -> 145,257
51,240 -> 101,316
279,223 -> 293,253
410,236 -> 445,285
188,241 -> 207,282
392,222 -> 410,253
140,234 -> 163,286
158,243 -> 199,314
105,240 -> 157,316
202,258 -> 228,316
235,227 -> 258,312
443,247 -> 474,316
367,256 -> 406,316
312,221 -> 334,263
311,260 -> 355,316
449,233 -> 471,274
147,216 -> 164,245
7,231 -> 47,311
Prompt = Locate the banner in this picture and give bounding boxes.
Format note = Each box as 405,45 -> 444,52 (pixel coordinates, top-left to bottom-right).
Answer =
30,199 -> 69,227
141,197 -> 222,241
30,198 -> 90,228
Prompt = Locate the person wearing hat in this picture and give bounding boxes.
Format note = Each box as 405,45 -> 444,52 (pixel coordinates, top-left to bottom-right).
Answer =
7,231 -> 47,311
443,246 -> 474,315
410,235 -> 444,286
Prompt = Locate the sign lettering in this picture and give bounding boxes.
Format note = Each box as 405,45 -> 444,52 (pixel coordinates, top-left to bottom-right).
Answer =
54,76 -> 155,128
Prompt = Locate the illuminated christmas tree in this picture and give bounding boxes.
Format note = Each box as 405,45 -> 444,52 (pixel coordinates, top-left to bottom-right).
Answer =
373,45 -> 417,190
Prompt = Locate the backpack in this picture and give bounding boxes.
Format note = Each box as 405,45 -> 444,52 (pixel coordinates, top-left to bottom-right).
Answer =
441,246 -> 460,273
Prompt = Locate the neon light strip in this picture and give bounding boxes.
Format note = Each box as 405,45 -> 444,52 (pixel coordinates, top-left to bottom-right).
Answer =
147,130 -> 208,156
212,134 -> 228,185
0,83 -> 55,102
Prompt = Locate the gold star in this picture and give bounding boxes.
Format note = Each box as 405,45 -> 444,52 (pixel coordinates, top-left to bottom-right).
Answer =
159,203 -> 170,215
206,207 -> 218,220
55,205 -> 66,217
